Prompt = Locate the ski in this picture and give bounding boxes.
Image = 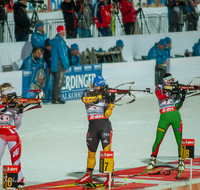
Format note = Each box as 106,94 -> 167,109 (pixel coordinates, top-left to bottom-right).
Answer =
27,182 -> 87,189
148,167 -> 178,175
115,167 -> 165,178
175,170 -> 184,179
82,182 -> 104,189
93,183 -> 127,190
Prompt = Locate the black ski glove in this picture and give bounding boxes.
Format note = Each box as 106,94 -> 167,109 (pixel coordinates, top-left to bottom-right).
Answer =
17,103 -> 24,114
180,89 -> 187,102
102,91 -> 109,100
170,88 -> 179,95
8,100 -> 16,108
109,93 -> 116,104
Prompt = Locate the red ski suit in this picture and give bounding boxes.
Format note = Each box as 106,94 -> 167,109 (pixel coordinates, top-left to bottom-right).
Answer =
93,0 -> 112,28
119,0 -> 137,24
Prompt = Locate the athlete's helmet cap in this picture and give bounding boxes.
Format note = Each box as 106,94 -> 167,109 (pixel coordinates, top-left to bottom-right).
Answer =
163,73 -> 175,84
1,85 -> 15,95
93,76 -> 106,87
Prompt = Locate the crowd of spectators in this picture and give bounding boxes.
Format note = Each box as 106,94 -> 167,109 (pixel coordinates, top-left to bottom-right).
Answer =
11,0 -> 199,43
5,0 -> 200,103
166,0 -> 199,32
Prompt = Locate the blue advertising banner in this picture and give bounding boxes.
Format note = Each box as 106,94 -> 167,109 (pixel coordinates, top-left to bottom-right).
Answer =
22,68 -> 51,99
61,64 -> 102,101
22,64 -> 102,101
147,0 -> 166,5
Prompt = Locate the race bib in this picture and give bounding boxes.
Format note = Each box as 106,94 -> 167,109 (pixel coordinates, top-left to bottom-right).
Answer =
160,98 -> 173,106
0,114 -> 10,122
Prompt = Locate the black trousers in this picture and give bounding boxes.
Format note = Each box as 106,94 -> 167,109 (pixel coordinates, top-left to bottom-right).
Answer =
52,71 -> 65,100
155,65 -> 166,85
169,23 -> 183,32
66,28 -> 77,39
87,119 -> 113,152
124,22 -> 135,35
187,21 -> 197,31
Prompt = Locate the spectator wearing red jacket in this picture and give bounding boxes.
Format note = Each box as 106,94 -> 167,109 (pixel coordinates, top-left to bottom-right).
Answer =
119,0 -> 141,35
93,0 -> 113,36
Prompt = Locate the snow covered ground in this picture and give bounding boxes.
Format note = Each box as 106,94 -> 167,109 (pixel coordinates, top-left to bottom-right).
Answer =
0,94 -> 200,188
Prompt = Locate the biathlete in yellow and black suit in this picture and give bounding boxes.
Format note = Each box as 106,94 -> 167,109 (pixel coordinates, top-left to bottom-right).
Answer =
76,76 -> 115,187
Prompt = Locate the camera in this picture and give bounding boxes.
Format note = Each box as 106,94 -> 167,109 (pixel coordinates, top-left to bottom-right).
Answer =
0,0 -> 11,5
27,0 -> 44,6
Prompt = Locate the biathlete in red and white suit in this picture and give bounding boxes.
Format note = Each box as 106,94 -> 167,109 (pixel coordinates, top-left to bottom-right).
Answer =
0,83 -> 24,186
76,76 -> 115,187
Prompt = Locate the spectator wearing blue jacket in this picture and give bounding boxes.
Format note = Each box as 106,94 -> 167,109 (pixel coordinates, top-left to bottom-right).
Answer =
147,39 -> 166,65
19,47 -> 44,71
70,43 -> 80,66
192,39 -> 200,56
109,39 -> 125,62
31,20 -> 47,49
164,37 -> 172,59
49,25 -> 69,104
147,39 -> 166,85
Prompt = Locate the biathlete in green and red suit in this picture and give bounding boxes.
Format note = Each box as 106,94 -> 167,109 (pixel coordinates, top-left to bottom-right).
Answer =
146,73 -> 187,172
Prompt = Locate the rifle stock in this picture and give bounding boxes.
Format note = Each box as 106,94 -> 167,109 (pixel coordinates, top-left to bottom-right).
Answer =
164,84 -> 200,91
88,88 -> 151,96
0,97 -> 42,104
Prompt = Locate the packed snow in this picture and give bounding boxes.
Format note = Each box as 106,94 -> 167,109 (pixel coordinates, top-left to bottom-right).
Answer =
0,94 -> 200,188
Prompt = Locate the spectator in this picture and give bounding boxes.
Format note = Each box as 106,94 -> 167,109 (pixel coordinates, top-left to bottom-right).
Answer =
13,0 -> 30,42
49,25 -> 69,104
116,39 -> 124,51
31,20 -> 47,49
147,39 -> 166,85
43,38 -> 51,75
166,0 -> 187,32
60,0 -> 80,39
77,0 -> 93,38
164,37 -> 172,59
95,48 -> 106,63
183,0 -> 199,31
19,47 -> 44,71
108,39 -> 125,62
192,39 -> 200,56
93,0 -> 113,37
70,43 -> 81,66
119,0 -> 141,35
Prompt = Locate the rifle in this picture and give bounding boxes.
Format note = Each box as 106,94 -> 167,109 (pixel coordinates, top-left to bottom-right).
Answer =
0,90 -> 50,112
89,82 -> 152,106
164,81 -> 200,92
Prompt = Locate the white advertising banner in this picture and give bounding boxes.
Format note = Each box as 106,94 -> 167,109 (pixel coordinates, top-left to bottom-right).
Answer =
169,57 -> 200,85
102,61 -> 156,92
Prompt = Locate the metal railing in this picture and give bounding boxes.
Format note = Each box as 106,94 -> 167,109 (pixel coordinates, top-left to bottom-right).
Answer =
0,13 -> 199,43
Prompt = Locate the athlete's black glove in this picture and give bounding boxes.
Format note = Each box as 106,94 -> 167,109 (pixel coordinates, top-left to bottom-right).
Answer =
170,87 -> 179,95
180,89 -> 187,102
109,93 -> 115,104
17,103 -> 24,114
8,99 -> 16,108
102,91 -> 109,100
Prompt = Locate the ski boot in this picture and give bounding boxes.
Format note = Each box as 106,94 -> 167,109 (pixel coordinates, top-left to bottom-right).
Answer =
146,156 -> 156,171
52,98 -> 65,104
76,169 -> 93,184
18,182 -> 24,190
178,158 -> 185,171
103,174 -> 114,187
